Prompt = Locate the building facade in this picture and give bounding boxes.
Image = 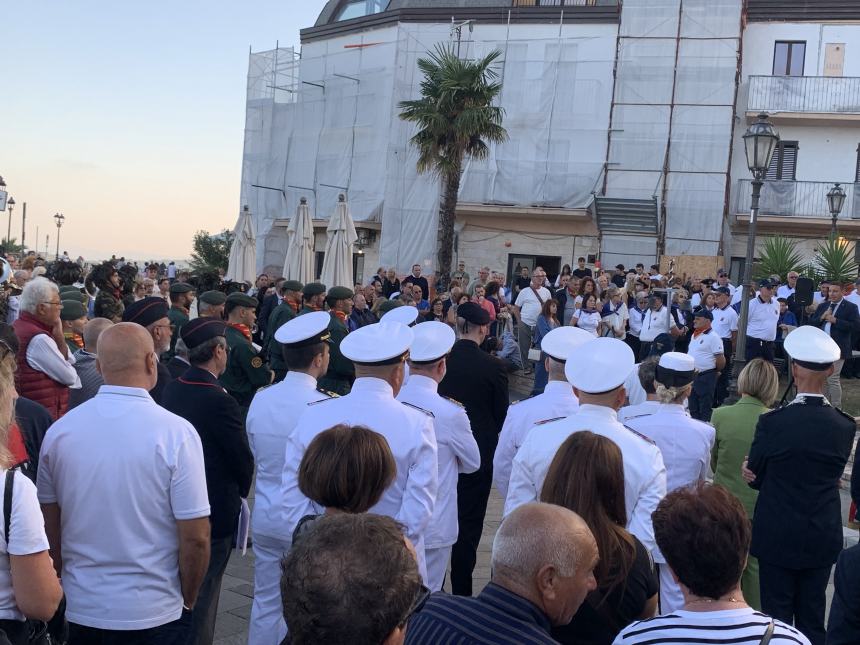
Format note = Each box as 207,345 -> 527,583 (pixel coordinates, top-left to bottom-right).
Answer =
238,0 -> 860,285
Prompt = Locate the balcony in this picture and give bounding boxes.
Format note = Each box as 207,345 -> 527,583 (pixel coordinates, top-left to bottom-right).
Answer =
734,179 -> 860,234
513,0 -> 616,5
747,76 -> 860,125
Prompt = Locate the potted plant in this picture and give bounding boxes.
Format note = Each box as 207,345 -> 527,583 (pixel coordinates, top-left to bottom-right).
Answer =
814,234 -> 858,289
754,236 -> 804,281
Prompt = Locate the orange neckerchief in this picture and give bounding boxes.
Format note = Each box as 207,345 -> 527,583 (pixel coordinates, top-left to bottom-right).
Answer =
64,332 -> 84,349
692,326 -> 711,338
333,310 -> 348,325
228,322 -> 252,342
285,298 -> 300,313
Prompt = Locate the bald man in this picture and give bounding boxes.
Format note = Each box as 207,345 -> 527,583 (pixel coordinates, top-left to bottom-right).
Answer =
69,317 -> 114,410
37,322 -> 212,644
406,503 -> 598,644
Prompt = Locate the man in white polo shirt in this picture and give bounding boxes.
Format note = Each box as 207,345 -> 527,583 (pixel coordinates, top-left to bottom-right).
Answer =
37,323 -> 211,645
638,293 -> 677,361
746,279 -> 781,363
711,287 -> 738,406
686,309 -> 725,422
777,271 -> 799,300
512,267 -> 551,373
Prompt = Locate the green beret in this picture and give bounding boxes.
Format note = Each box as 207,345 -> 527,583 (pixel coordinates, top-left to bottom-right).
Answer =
199,290 -> 227,305
59,287 -> 88,306
302,282 -> 327,297
226,292 -> 258,308
376,300 -> 401,315
283,280 -> 304,293
60,299 -> 87,321
327,286 -> 354,301
169,282 -> 193,294
59,285 -> 81,295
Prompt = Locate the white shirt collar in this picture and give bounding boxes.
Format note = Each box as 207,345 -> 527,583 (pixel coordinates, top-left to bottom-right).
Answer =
545,380 -> 575,397
577,403 -> 619,421
405,374 -> 439,393
282,370 -> 319,390
351,377 -> 395,398
97,385 -> 153,400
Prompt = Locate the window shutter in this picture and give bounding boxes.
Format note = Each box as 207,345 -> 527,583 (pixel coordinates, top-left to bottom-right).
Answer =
766,142 -> 798,181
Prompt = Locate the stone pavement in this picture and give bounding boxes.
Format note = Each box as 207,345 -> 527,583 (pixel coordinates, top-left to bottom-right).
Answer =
214,371 -> 857,644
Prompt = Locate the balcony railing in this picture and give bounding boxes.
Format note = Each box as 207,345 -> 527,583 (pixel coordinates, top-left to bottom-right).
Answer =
736,180 -> 860,219
748,75 -> 860,115
513,0 -> 615,6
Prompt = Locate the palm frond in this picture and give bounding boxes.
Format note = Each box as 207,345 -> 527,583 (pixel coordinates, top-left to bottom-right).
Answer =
815,235 -> 859,284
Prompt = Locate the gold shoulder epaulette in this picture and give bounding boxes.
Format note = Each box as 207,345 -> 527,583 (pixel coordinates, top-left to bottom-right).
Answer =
443,396 -> 464,408
402,401 -> 435,418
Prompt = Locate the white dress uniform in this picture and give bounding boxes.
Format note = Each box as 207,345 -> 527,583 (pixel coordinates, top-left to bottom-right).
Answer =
618,399 -> 660,422
624,353 -> 715,612
281,322 -> 438,581
396,321 -> 480,591
493,327 -> 593,499
245,312 -> 331,645
504,338 -> 667,555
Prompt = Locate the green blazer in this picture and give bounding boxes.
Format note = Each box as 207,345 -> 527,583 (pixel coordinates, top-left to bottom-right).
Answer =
710,396 -> 769,518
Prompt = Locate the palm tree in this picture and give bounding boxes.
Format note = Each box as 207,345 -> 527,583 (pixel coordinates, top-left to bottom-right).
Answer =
399,45 -> 507,288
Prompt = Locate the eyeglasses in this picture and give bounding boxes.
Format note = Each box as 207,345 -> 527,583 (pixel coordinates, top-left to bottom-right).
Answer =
400,585 -> 431,626
41,301 -> 63,307
153,323 -> 176,333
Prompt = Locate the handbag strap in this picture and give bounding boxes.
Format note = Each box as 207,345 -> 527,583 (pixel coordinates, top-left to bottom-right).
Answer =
530,286 -> 545,306
759,619 -> 775,645
3,470 -> 13,545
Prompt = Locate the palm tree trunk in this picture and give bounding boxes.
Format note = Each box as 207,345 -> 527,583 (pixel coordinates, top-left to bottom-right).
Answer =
437,163 -> 462,291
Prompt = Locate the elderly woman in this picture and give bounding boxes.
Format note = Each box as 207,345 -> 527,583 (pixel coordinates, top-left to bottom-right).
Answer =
382,268 -> 400,299
709,358 -> 779,610
614,484 -> 809,644
0,341 -> 64,635
601,286 -> 628,339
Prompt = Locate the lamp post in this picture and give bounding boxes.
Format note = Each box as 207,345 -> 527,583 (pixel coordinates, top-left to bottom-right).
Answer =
727,113 -> 780,402
53,213 -> 65,260
5,197 -> 14,245
827,182 -> 846,239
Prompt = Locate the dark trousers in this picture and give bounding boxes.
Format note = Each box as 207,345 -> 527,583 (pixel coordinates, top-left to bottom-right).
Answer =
714,338 -> 733,405
625,334 -> 641,360
689,370 -> 718,422
188,533 -> 233,645
745,336 -> 775,362
69,611 -> 191,645
759,560 -> 831,645
451,462 -> 493,596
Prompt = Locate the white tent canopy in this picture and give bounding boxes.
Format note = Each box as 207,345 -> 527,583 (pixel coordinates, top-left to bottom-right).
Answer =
319,194 -> 357,290
226,206 -> 256,285
282,196 -> 315,284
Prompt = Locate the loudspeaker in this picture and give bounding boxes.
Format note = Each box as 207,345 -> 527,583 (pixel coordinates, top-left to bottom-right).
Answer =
794,277 -> 814,308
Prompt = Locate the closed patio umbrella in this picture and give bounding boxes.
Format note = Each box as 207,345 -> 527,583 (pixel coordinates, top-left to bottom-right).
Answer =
282,196 -> 315,284
226,205 -> 256,285
319,194 -> 357,290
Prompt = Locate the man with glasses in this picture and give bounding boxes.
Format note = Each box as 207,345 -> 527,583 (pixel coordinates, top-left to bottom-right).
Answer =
122,296 -> 176,405
777,271 -> 799,300
512,268 -> 552,374
281,513 -> 425,645
162,318 -> 254,645
12,277 -> 80,419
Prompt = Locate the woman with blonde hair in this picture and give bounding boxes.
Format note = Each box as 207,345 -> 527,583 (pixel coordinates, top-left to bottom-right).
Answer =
0,342 -> 63,637
710,357 -> 779,610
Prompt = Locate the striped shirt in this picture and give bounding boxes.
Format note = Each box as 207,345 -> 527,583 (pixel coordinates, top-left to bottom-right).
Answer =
405,582 -> 557,644
613,608 -> 811,645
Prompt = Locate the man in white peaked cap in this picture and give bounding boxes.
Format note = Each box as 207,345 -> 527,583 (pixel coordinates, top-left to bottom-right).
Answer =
493,326 -> 593,499
397,321 -> 480,591
246,311 -> 332,645
504,337 -> 666,556
280,320 -> 438,582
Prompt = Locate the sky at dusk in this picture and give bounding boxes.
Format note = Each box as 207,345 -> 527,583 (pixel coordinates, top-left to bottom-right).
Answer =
2,0 -> 328,262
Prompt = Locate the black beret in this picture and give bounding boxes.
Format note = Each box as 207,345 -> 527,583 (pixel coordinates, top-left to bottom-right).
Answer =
169,282 -> 193,294
693,308 -> 713,320
715,287 -> 731,296
283,280 -> 303,293
122,296 -> 168,327
302,282 -> 327,297
199,290 -> 227,305
181,318 -> 227,350
226,292 -> 258,308
457,302 -> 490,325
327,286 -> 354,301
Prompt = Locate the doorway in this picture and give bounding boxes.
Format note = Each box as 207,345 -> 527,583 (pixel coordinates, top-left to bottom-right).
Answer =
507,254 -> 562,288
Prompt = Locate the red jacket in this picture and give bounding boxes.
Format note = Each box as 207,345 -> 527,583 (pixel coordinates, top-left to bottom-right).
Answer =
13,312 -> 70,420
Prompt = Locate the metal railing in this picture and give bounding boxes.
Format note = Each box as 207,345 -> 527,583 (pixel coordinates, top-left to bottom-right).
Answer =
512,0 -> 616,6
748,75 -> 860,115
736,180 -> 860,219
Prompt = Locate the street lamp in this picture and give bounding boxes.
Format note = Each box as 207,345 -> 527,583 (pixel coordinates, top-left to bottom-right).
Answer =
53,213 -> 65,260
5,197 -> 14,245
728,113 -> 780,401
827,182 -> 846,238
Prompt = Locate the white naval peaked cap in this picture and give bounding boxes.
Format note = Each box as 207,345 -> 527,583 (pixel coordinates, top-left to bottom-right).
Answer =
273,311 -> 331,345
656,351 -> 697,387
382,305 -> 419,326
540,326 -> 595,362
784,324 -> 840,367
409,321 -> 456,362
658,352 -> 695,373
341,320 -> 414,364
565,337 -> 635,394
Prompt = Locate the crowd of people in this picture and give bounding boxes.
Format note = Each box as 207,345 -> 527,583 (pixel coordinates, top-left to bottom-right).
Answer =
0,249 -> 858,645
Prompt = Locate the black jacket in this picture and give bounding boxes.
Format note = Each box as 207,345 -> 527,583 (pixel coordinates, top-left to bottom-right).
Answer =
748,397 -> 855,569
14,397 -> 52,483
438,339 -> 509,469
166,356 -> 190,380
149,360 -> 173,405
828,544 -> 860,645
810,298 -> 860,359
162,366 -> 255,538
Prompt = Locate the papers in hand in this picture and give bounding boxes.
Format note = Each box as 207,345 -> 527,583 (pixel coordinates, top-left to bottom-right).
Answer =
236,498 -> 251,555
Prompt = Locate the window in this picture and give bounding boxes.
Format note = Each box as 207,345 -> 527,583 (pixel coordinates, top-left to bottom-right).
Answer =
773,41 -> 805,76
766,141 -> 799,181
336,0 -> 388,21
